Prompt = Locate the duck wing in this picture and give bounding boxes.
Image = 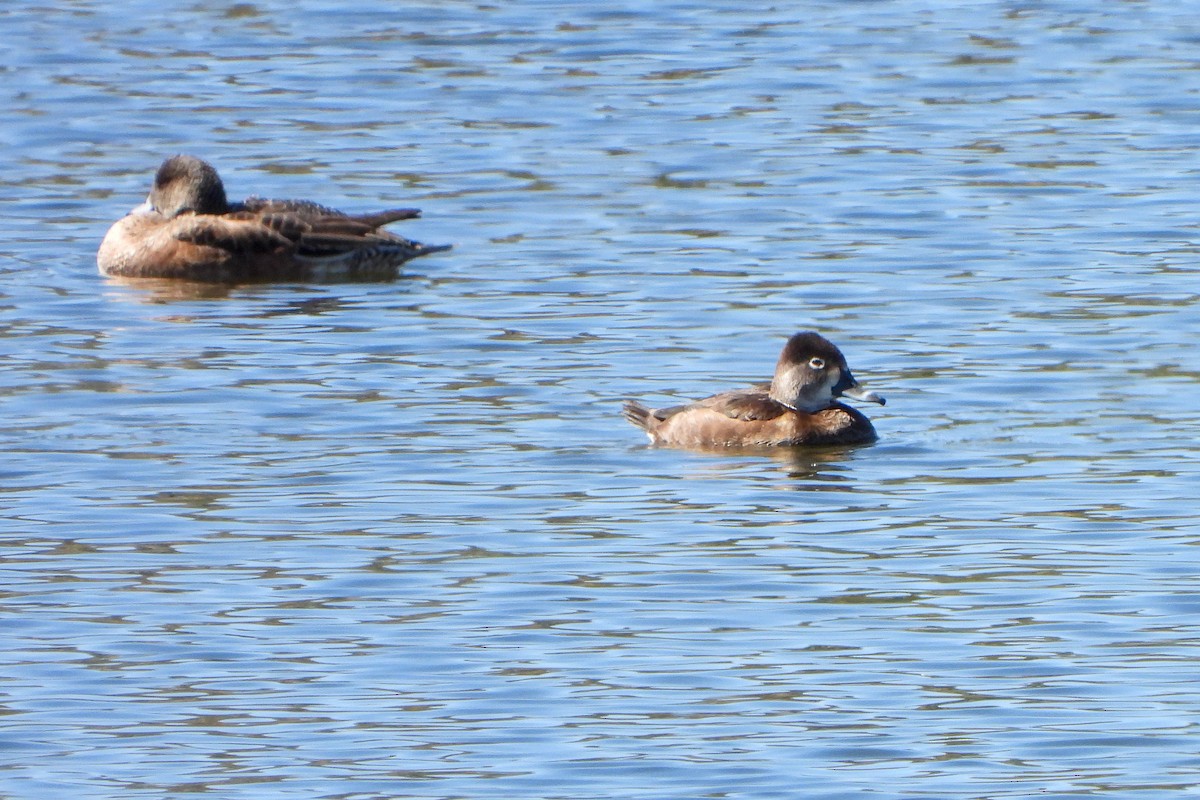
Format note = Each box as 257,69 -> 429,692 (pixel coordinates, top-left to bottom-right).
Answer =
170,213 -> 295,253
693,385 -> 788,421
241,197 -> 422,228
243,201 -> 429,257
173,206 -> 429,258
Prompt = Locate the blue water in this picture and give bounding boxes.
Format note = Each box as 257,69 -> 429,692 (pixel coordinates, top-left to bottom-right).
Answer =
2,1 -> 1199,798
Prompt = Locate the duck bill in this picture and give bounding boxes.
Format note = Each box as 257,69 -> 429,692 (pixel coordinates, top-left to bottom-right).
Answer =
834,371 -> 886,406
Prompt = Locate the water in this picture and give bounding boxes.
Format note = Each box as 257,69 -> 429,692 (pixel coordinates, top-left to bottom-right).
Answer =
3,1 -> 1200,798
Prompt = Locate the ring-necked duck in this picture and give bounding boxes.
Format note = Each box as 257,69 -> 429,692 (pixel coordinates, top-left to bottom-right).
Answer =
98,155 -> 450,282
623,331 -> 885,448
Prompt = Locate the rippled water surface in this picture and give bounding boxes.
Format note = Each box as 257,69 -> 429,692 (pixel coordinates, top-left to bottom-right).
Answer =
3,2 -> 1200,798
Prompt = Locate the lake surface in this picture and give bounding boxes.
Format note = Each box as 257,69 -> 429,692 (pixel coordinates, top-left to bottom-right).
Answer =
3,1 -> 1199,798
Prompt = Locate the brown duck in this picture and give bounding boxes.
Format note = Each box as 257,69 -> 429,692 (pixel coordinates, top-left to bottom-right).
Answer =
98,155 -> 450,282
623,331 -> 885,448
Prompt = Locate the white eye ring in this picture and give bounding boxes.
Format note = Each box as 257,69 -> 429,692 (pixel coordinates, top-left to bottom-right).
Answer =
808,357 -> 825,369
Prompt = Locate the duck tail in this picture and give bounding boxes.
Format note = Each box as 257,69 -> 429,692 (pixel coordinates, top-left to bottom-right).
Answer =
369,239 -> 452,264
414,242 -> 453,256
622,400 -> 654,432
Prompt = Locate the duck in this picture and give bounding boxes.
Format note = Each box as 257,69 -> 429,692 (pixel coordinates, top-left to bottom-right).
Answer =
623,331 -> 885,448
97,155 -> 450,282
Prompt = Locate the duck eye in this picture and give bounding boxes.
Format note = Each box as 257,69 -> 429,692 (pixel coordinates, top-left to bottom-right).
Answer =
808,357 -> 825,370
